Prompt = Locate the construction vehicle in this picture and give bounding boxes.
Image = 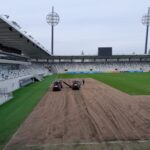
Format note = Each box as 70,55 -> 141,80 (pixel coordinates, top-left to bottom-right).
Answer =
52,80 -> 82,91
52,80 -> 63,91
72,80 -> 81,90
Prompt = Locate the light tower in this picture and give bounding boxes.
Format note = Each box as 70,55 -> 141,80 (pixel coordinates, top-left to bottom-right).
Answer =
46,7 -> 60,55
142,7 -> 150,54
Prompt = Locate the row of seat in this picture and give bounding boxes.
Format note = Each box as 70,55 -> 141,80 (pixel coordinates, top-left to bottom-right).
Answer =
1,62 -> 150,81
0,63 -> 49,81
51,62 -> 150,73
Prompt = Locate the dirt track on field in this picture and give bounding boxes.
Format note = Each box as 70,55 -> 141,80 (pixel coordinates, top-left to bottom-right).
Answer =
5,78 -> 150,150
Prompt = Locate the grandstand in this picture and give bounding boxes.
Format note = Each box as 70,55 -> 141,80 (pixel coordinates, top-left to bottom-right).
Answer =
1,14 -> 150,105
51,62 -> 150,73
0,15 -> 51,104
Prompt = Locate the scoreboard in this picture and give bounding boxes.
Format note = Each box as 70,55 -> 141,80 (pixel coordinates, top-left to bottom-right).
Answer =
98,47 -> 112,56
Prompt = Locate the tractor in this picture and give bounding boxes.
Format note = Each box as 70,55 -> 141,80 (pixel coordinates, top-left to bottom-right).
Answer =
52,80 -> 63,91
52,80 -> 82,91
72,80 -> 81,90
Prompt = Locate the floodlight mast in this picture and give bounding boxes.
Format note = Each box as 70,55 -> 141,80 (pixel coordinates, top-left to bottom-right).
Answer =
51,7 -> 54,55
46,6 -> 60,55
142,7 -> 150,54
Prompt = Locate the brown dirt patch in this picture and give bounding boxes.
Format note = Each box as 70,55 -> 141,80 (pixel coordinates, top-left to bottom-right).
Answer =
5,78 -> 150,150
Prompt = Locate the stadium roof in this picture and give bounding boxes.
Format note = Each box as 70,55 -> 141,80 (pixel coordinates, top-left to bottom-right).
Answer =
0,15 -> 51,58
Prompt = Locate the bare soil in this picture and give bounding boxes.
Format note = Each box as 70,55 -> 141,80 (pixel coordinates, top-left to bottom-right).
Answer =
5,78 -> 150,150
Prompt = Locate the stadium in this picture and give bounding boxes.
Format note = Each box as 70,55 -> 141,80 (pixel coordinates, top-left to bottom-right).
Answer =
0,3 -> 150,150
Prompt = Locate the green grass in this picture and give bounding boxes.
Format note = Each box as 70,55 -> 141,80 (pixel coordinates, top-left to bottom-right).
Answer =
58,72 -> 150,95
0,75 -> 56,149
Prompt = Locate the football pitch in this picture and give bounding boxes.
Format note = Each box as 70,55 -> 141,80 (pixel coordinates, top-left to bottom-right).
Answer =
1,72 -> 150,149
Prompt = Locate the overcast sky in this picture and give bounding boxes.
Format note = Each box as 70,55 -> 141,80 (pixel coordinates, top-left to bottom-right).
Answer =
0,0 -> 150,55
